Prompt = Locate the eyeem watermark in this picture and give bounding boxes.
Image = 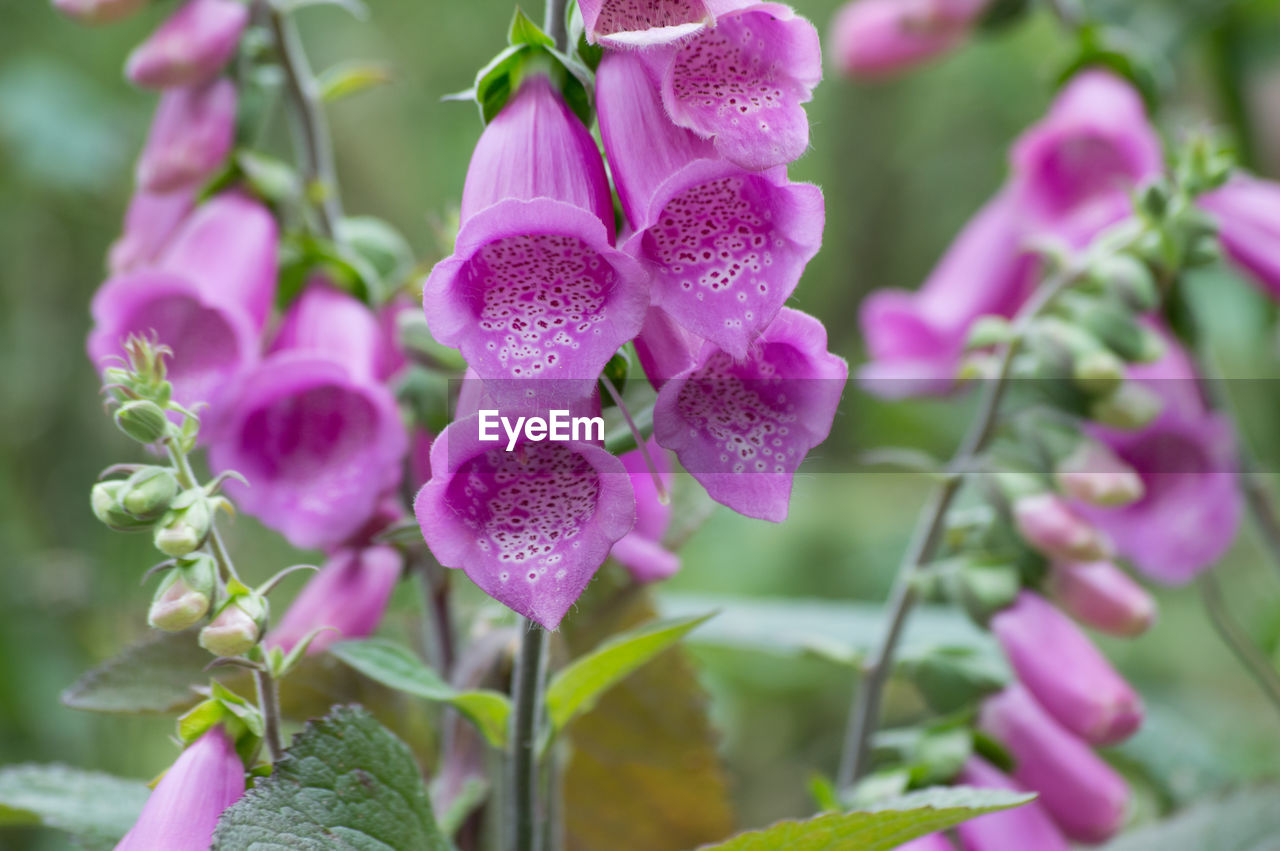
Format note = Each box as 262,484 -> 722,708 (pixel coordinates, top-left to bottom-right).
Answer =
478,409 -> 605,451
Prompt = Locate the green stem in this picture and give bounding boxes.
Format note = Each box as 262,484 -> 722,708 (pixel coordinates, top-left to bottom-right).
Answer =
164,437 -> 242,585
255,667 -> 287,761
508,620 -> 548,851
543,0 -> 569,51
1198,572 -> 1280,718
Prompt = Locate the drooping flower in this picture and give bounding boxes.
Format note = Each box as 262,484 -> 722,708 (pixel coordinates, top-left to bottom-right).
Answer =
126,0 -> 248,89
208,282 -> 408,550
268,546 -> 404,655
89,191 -> 278,410
829,0 -> 984,78
578,0 -> 713,47
53,0 -> 148,25
136,78 -> 236,193
114,726 -> 244,851
423,75 -> 648,406
414,408 -> 635,630
598,51 -> 825,358
954,757 -> 1070,851
980,685 -> 1131,844
610,440 -> 680,583
1199,173 -> 1280,301
654,308 -> 847,522
108,185 -> 197,273
991,590 -> 1142,745
646,1 -> 822,170
1048,560 -> 1155,637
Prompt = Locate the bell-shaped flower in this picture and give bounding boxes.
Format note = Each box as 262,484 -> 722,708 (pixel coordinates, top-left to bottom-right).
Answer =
859,191 -> 1035,397
829,0 -> 980,78
579,0 -> 713,47
1078,334 -> 1241,584
654,308 -> 847,522
207,282 -> 407,550
955,757 -> 1070,851
1199,173 -> 1280,301
991,591 -> 1142,745
980,685 -> 1131,843
114,726 -> 244,851
126,0 -> 247,89
53,0 -> 147,24
610,440 -> 680,583
598,51 -> 824,358
414,400 -> 635,630
1048,560 -> 1155,637
645,1 -> 822,170
424,75 -> 648,407
136,78 -> 236,193
88,191 -> 278,411
108,185 -> 197,273
268,546 -> 404,655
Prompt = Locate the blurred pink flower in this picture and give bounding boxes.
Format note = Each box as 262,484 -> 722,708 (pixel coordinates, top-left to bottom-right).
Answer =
268,546 -> 404,655
126,0 -> 248,89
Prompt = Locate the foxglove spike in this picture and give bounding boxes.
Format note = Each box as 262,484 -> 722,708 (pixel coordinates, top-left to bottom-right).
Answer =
414,413 -> 635,630
1200,174 -> 1280,301
267,546 -> 403,655
611,440 -> 680,583
653,308 -> 847,522
579,0 -> 713,47
599,51 -> 825,358
136,79 -> 236,193
125,0 -> 248,89
109,186 -> 197,274
954,758 -> 1072,851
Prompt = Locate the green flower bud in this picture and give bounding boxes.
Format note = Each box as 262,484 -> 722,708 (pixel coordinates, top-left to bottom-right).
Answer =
153,492 -> 213,557
91,481 -> 153,532
199,593 -> 268,657
1091,254 -> 1158,312
1090,382 -> 1163,430
120,467 -> 180,521
1073,349 -> 1126,395
114,399 -> 170,444
148,554 -> 217,631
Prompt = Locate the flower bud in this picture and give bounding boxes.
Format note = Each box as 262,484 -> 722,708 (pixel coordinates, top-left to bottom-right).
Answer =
1089,381 -> 1163,430
125,0 -> 248,89
1054,441 -> 1143,507
1048,560 -> 1156,637
199,593 -> 266,657
148,554 -> 217,631
52,0 -> 148,24
1011,492 -> 1111,562
1090,254 -> 1158,312
153,492 -> 213,557
91,480 -> 153,532
120,467 -> 181,521
956,757 -> 1071,850
114,399 -> 170,444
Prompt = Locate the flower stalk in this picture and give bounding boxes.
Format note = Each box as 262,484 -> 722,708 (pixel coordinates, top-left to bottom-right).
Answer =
508,619 -> 549,851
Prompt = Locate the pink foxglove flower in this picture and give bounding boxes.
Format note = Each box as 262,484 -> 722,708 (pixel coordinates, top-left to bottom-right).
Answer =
980,685 -> 1130,844
579,0 -> 713,47
414,408 -> 635,630
136,78 -> 236,193
125,0 -> 247,89
610,440 -> 680,583
115,726 -> 244,851
1199,173 -> 1280,300
829,0 -> 976,78
654,308 -> 847,521
108,185 -> 197,273
648,1 -> 822,170
89,191 -> 277,410
53,0 -> 147,24
424,75 -> 648,407
1048,560 -> 1155,637
208,282 -> 407,550
1011,491 -> 1111,562
633,307 -> 702,390
955,757 -> 1070,851
991,591 -> 1142,745
598,51 -> 824,358
268,546 -> 404,655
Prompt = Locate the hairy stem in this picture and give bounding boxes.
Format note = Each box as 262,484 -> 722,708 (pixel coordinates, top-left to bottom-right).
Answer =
164,438 -> 241,584
255,668 -> 287,761
508,620 -> 548,851
1198,572 -> 1280,718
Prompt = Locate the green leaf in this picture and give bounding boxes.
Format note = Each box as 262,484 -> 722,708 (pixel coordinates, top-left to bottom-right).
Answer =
338,215 -> 417,298
330,638 -> 511,749
318,61 -> 394,103
235,150 -> 303,206
0,764 -> 150,850
698,786 -> 1034,850
546,611 -> 714,732
1100,785 -> 1280,851
213,706 -> 448,850
508,7 -> 555,48
61,628 -> 213,714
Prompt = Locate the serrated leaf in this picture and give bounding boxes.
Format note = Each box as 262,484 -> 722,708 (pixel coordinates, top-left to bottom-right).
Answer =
330,638 -> 510,748
318,61 -> 394,102
546,611 -> 714,733
61,628 -> 213,714
0,764 -> 149,849
1100,785 -> 1280,851
213,706 -> 447,850
698,786 -> 1034,850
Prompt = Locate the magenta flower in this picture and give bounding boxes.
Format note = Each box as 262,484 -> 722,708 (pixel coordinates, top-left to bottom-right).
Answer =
414,411 -> 635,630
654,308 -> 847,522
53,0 -> 147,24
1078,334 -> 1241,584
89,191 -> 277,411
991,591 -> 1142,745
955,757 -> 1070,851
646,1 -> 822,170
268,546 -> 404,655
424,75 -> 647,406
579,0 -> 713,47
610,440 -> 680,583
115,726 -> 244,851
208,282 -> 407,550
858,191 -> 1034,397
634,307 -> 702,390
829,0 -> 980,78
598,51 -> 825,359
108,185 -> 197,274
1048,560 -> 1155,637
126,0 -> 247,89
980,685 -> 1130,843
1200,173 -> 1280,301
136,78 -> 236,193
1011,491 -> 1111,562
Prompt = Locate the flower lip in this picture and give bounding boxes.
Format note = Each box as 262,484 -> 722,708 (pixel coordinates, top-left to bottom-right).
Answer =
580,0 -> 714,47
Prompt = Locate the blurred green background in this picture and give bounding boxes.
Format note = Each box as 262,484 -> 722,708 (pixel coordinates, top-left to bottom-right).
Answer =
5,0 -> 1280,847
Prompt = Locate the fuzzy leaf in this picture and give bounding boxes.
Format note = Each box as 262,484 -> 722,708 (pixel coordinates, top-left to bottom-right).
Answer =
698,786 -> 1034,850
213,705 -> 447,850
61,628 -> 212,714
0,764 -> 149,849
